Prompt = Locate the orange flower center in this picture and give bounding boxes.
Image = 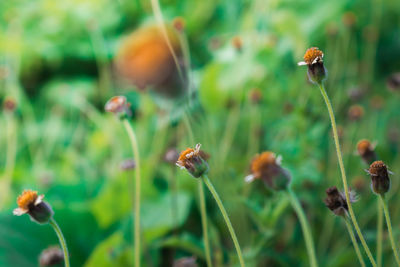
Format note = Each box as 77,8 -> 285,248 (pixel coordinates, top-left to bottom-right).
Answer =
251,152 -> 277,177
303,47 -> 323,65
369,160 -> 386,175
178,148 -> 195,163
357,139 -> 372,154
17,190 -> 38,210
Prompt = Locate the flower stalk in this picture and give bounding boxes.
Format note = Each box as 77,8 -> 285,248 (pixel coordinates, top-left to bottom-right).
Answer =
344,218 -> 366,267
49,218 -> 70,267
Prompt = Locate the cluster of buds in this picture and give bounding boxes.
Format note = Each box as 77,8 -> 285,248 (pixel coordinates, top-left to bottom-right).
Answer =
176,144 -> 209,178
298,47 -> 327,85
356,139 -> 377,165
104,95 -> 132,119
245,151 -> 291,191
367,160 -> 391,195
13,190 -> 54,224
324,186 -> 357,217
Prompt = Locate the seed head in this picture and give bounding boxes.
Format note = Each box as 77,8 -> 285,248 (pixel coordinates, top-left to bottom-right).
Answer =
298,47 -> 327,84
368,160 -> 391,195
324,186 -> 356,217
39,246 -> 64,267
14,189 -> 54,224
176,144 -> 209,178
356,139 -> 377,165
245,151 -> 291,191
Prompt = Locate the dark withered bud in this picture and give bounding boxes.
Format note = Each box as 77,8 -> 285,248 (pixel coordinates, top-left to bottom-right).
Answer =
39,246 -> 64,266
348,105 -> 364,121
368,161 -> 391,195
13,190 -> 54,224
173,256 -> 198,267
356,139 -> 377,165
120,158 -> 136,171
324,186 -> 356,217
298,47 -> 327,85
245,152 -> 291,191
386,72 -> 400,92
176,144 -> 209,178
104,96 -> 132,119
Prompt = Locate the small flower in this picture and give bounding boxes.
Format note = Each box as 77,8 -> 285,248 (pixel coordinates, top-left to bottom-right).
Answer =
173,256 -> 198,267
367,160 -> 391,195
13,190 -> 54,224
348,104 -> 364,121
120,158 -> 136,171
104,96 -> 131,118
39,246 -> 64,267
176,144 -> 209,178
356,139 -> 377,165
298,47 -> 327,84
245,151 -> 291,191
324,186 -> 357,217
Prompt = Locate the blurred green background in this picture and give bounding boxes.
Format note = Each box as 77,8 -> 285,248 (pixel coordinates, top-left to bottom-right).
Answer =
1,0 -> 400,266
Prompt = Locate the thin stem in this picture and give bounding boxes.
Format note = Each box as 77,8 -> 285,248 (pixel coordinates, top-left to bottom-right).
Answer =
202,175 -> 245,267
317,83 -> 377,267
198,180 -> 213,267
287,189 -> 318,267
377,200 -> 383,267
122,119 -> 141,267
344,218 -> 367,267
379,194 -> 400,266
49,218 -> 70,267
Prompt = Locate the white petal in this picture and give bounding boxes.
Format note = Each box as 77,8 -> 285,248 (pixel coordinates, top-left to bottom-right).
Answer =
195,143 -> 201,153
276,155 -> 283,165
297,61 -> 307,66
244,174 -> 255,183
13,208 -> 28,216
35,195 -> 44,205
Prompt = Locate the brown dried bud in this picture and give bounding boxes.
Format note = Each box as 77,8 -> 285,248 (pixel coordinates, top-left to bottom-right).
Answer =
173,256 -> 198,267
104,96 -> 131,118
386,72 -> 400,92
13,190 -> 54,224
348,105 -> 364,121
176,144 -> 209,178
368,161 -> 391,195
39,246 -> 64,266
356,139 -> 377,165
324,186 -> 356,217
298,47 -> 327,85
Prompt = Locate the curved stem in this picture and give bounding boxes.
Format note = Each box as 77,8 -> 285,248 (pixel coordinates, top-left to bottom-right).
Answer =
377,200 -> 383,267
49,218 -> 70,267
202,175 -> 245,267
287,189 -> 318,267
317,83 -> 376,267
379,194 -> 400,266
122,119 -> 141,267
344,218 -> 366,267
198,180 -> 213,267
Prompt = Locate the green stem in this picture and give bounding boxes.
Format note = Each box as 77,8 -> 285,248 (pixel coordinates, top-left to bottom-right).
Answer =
377,200 -> 383,267
379,194 -> 400,266
198,180 -> 213,267
287,189 -> 318,267
49,218 -> 70,267
317,83 -> 377,267
344,218 -> 366,267
122,119 -> 141,267
202,175 -> 245,267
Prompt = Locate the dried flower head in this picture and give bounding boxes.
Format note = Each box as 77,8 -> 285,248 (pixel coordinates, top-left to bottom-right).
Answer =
348,105 -> 364,121
176,144 -> 209,178
386,72 -> 400,92
105,96 -> 131,118
39,246 -> 64,267
115,24 -> 187,99
356,139 -> 377,165
13,190 -> 54,224
298,47 -> 327,84
245,151 -> 291,191
173,256 -> 198,267
324,186 -> 356,217
368,161 -> 391,195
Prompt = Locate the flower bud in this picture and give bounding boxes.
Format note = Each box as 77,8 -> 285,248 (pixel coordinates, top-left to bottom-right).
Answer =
368,161 -> 391,195
104,96 -> 131,119
13,190 -> 54,224
245,152 -> 291,191
298,47 -> 327,85
176,144 -> 209,178
39,246 -> 64,267
324,186 -> 356,217
356,139 -> 377,165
